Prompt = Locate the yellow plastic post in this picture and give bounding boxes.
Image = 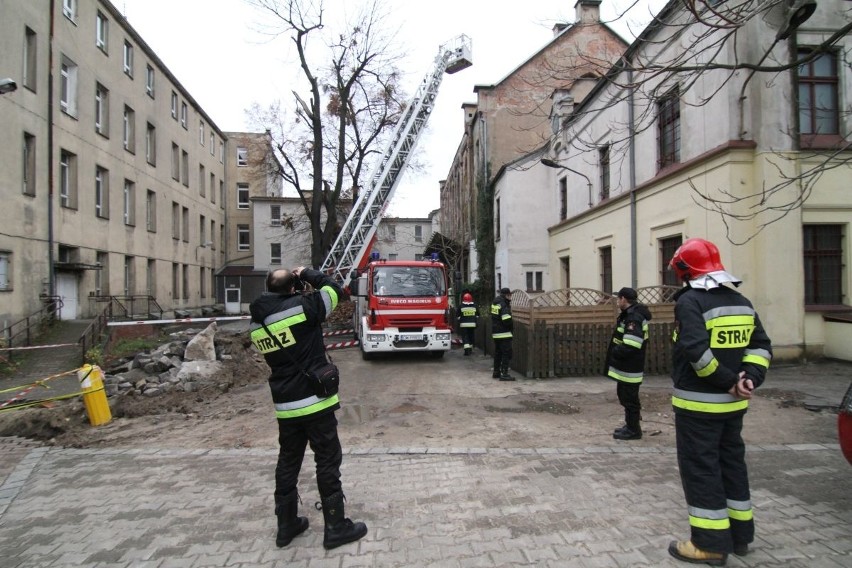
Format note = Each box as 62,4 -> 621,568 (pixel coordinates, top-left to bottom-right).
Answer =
78,364 -> 111,426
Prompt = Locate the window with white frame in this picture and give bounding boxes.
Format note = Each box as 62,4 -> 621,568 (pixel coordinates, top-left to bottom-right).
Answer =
171,91 -> 178,119
0,252 -> 11,290
414,225 -> 422,242
24,27 -> 37,92
270,205 -> 281,225
124,256 -> 135,296
123,41 -> 133,77
270,243 -> 282,265
210,133 -> 215,155
95,83 -> 109,136
237,184 -> 249,209
199,122 -> 204,145
59,149 -> 77,209
145,123 -> 156,165
146,65 -> 155,97
525,271 -> 543,293
238,224 -> 250,251
180,102 -> 187,128
23,133 -> 36,196
96,11 -> 108,53
63,0 -> 76,21
237,147 -> 248,166
59,55 -> 78,116
123,179 -> 135,226
95,165 -> 109,219
123,106 -> 135,153
146,190 -> 156,232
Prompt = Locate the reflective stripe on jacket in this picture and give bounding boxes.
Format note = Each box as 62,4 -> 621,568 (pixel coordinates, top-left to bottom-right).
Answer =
458,300 -> 477,328
671,285 -> 772,418
604,302 -> 652,384
491,295 -> 512,339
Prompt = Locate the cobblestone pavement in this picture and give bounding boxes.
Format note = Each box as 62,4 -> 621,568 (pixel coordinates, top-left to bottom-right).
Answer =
0,438 -> 849,567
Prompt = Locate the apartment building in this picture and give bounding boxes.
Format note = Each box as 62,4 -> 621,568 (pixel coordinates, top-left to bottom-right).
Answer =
375,215 -> 434,261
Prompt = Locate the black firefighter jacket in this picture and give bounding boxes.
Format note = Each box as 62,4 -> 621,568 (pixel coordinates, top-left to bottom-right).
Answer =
671,285 -> 772,419
604,302 -> 653,384
249,269 -> 342,422
490,295 -> 513,339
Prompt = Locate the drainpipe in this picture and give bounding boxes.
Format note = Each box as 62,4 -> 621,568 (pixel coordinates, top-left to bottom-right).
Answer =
47,0 -> 56,297
627,67 -> 637,289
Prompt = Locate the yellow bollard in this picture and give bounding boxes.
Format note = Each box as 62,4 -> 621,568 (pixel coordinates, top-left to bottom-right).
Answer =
78,364 -> 112,426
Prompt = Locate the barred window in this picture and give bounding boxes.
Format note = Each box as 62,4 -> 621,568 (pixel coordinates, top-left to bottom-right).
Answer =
803,225 -> 844,305
657,88 -> 680,170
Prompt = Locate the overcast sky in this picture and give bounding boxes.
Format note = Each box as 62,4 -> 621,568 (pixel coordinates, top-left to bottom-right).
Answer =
118,0 -> 666,217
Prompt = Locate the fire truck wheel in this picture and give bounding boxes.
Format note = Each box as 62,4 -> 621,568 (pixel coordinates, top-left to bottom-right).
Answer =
432,351 -> 445,359
361,347 -> 374,361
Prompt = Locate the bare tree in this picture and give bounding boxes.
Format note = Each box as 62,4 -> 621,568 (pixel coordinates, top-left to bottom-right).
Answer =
544,0 -> 851,243
246,0 -> 408,267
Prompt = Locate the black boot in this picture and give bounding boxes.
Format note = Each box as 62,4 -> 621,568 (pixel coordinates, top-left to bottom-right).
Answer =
275,490 -> 309,547
317,491 -> 367,550
499,364 -> 514,381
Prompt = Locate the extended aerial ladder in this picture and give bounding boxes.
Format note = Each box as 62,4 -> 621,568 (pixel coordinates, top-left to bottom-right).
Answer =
319,35 -> 472,288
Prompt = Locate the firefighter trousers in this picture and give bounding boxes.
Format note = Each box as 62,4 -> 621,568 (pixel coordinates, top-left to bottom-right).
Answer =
675,412 -> 754,554
616,381 -> 641,431
492,338 -> 512,373
275,411 -> 343,500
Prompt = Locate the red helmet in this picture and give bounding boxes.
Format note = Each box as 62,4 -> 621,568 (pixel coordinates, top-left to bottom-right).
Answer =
462,292 -> 474,303
669,238 -> 726,281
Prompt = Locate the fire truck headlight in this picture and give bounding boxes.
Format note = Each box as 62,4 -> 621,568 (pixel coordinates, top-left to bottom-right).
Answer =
366,333 -> 386,342
436,332 -> 451,341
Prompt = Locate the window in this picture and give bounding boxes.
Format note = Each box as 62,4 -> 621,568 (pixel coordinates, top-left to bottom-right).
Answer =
559,177 -> 567,221
804,225 -> 844,305
414,225 -> 422,242
388,253 -> 398,261
525,271 -> 543,293
414,254 -> 423,261
182,265 -> 189,299
200,267 -> 206,298
182,207 -> 189,242
146,65 -> 155,97
198,165 -> 205,196
798,49 -> 839,146
123,41 -> 134,77
171,91 -> 178,119
599,144 -> 610,200
600,246 -> 612,294
95,251 -> 108,295
270,205 -> 281,225
219,180 -> 224,207
23,27 -> 37,92
210,220 -> 216,249
123,180 -> 135,226
96,12 -> 108,52
237,184 -> 249,209
172,263 -> 179,299
172,201 -> 180,240
171,143 -> 179,181
659,235 -> 683,287
23,133 -> 36,196
383,224 -> 396,239
59,150 -> 77,209
238,224 -> 250,251
146,190 -> 157,232
270,243 -> 282,265
95,166 -> 109,219
209,173 -> 215,202
199,122 -> 204,145
145,123 -> 156,165
124,256 -> 135,296
495,198 -> 501,240
62,0 -> 76,21
237,147 -> 248,166
0,252 -> 11,290
180,102 -> 187,128
59,55 -> 78,116
219,141 -> 224,163
199,214 -> 206,245
561,256 -> 571,289
181,150 -> 189,186
657,88 -> 680,170
123,105 -> 135,153
147,259 -> 156,296
95,83 -> 109,136
210,133 -> 215,155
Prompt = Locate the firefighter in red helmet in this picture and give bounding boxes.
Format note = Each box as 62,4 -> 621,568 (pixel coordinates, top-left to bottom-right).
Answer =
457,290 -> 477,356
667,238 -> 772,566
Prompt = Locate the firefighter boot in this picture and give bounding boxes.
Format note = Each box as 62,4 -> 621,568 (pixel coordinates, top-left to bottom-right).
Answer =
274,490 -> 309,548
318,491 -> 368,550
499,364 -> 514,381
668,540 -> 727,566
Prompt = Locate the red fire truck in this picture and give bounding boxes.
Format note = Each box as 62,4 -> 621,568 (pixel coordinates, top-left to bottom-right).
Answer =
349,255 -> 452,360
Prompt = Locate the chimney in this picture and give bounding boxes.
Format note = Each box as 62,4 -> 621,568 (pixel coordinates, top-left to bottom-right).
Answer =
575,0 -> 602,24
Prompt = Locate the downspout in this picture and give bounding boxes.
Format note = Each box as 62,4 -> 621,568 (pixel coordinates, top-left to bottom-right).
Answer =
47,0 -> 56,297
627,67 -> 637,289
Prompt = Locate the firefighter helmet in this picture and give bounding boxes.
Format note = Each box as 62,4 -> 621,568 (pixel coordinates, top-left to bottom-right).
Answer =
462,292 -> 474,302
669,238 -> 726,282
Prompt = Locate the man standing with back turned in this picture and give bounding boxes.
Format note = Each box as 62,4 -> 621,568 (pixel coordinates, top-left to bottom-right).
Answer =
490,287 -> 514,380
249,267 -> 367,550
667,238 -> 772,566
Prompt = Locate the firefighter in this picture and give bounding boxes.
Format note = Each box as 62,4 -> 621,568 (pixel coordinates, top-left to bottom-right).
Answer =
490,287 -> 514,380
603,286 -> 652,440
667,238 -> 772,566
458,290 -> 477,355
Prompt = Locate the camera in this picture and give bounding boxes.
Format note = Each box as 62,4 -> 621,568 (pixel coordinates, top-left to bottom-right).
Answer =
293,275 -> 305,291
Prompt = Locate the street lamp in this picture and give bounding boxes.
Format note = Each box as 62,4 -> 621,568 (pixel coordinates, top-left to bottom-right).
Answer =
540,157 -> 593,209
0,78 -> 17,95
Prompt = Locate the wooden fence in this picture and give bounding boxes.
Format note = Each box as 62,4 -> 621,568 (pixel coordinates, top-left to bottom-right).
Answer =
473,286 -> 679,378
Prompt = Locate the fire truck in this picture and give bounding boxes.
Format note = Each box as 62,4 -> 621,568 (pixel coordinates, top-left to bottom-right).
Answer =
349,254 -> 452,359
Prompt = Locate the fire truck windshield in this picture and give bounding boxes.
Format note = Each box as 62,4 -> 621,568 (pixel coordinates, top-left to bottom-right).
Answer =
373,266 -> 446,297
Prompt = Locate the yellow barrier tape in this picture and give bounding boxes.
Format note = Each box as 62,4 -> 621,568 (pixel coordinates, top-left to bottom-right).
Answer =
0,386 -> 105,414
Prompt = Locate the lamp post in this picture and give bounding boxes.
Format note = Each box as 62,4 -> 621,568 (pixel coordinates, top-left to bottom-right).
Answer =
0,78 -> 17,94
540,158 -> 593,209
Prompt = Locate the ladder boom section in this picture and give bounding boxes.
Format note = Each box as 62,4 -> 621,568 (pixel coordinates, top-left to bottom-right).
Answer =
320,35 -> 472,287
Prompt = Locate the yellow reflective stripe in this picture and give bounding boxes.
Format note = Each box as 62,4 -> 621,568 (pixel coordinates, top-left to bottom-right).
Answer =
622,335 -> 643,348
607,369 -> 643,383
742,354 -> 770,368
275,394 -> 339,419
695,357 -> 719,377
673,396 -> 749,413
461,307 -> 477,316
492,332 -> 512,339
459,323 -> 476,328
320,285 -> 339,312
689,515 -> 730,530
705,315 -> 754,329
727,508 -> 753,521
490,304 -> 499,315
501,314 -> 512,321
